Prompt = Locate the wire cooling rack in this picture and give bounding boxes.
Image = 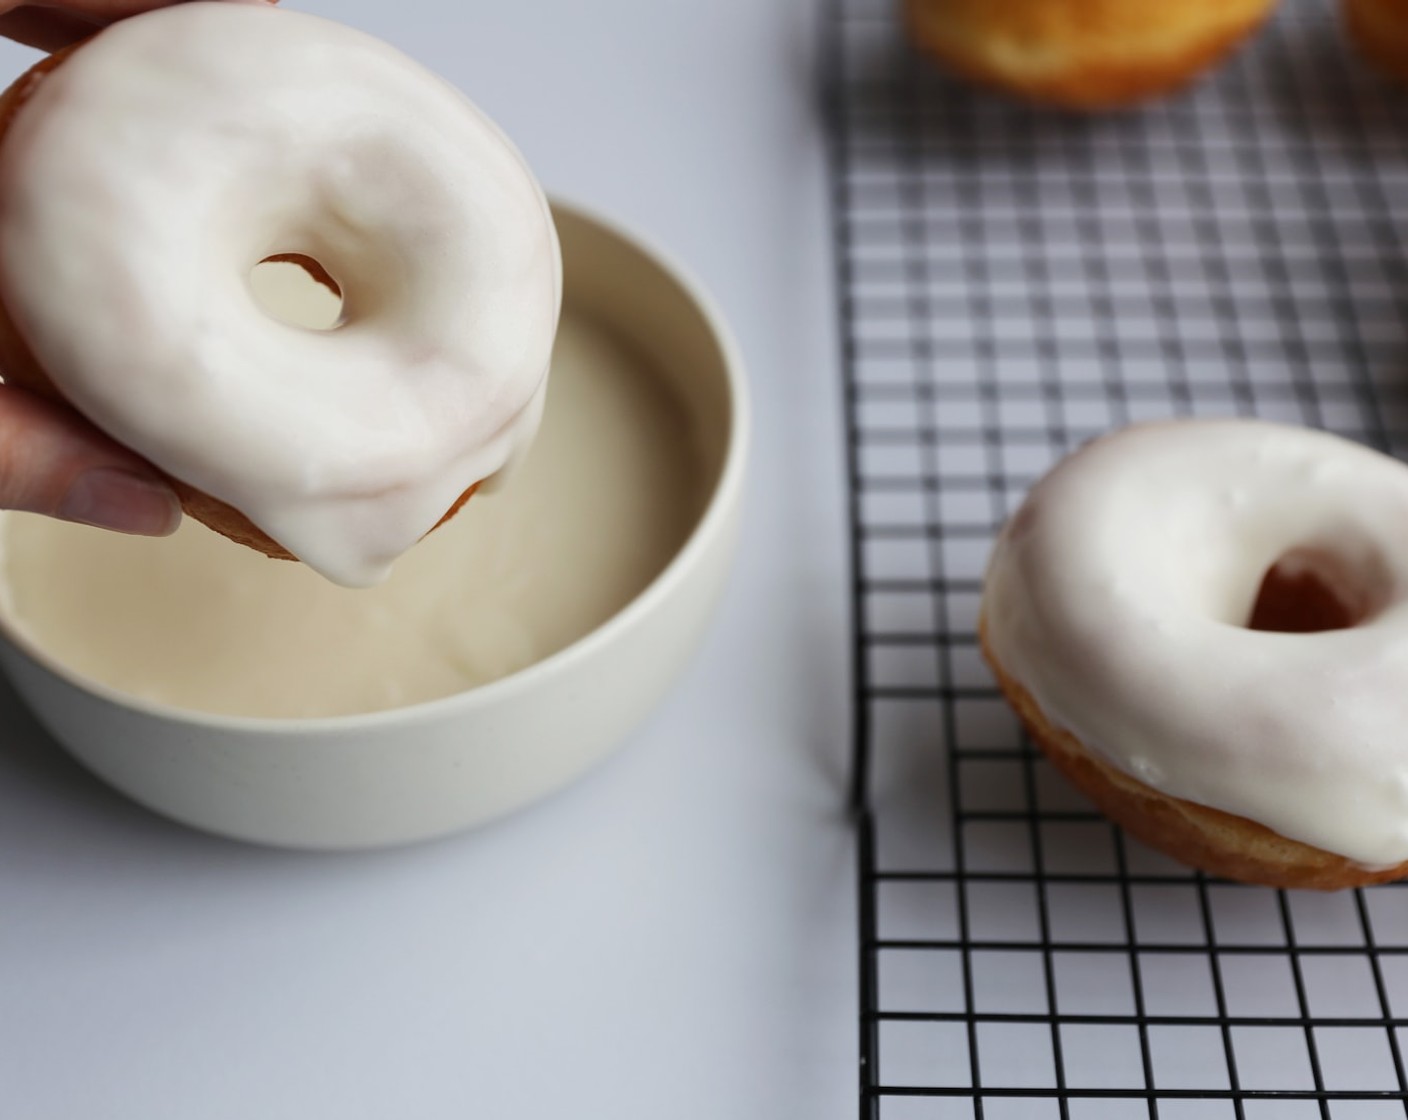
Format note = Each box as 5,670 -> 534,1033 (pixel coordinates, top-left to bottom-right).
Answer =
826,1 -> 1408,1116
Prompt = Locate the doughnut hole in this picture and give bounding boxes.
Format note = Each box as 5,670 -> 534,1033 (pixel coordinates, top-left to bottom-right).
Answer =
1246,546 -> 1392,633
248,253 -> 344,330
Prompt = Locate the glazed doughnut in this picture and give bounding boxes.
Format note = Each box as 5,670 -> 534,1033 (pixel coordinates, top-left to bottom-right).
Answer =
0,3 -> 561,587
903,0 -> 1278,110
1343,0 -> 1408,85
981,420 -> 1408,889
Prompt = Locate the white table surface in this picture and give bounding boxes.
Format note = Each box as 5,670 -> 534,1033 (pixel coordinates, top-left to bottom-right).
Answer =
0,2 -> 856,1116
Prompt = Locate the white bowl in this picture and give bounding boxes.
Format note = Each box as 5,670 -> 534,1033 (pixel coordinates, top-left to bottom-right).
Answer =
0,201 -> 748,849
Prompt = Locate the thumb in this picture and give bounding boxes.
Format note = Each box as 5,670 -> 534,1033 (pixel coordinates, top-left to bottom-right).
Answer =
0,0 -> 278,55
0,385 -> 180,535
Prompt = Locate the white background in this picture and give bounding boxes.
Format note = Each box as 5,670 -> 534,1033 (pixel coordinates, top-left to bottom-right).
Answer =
0,1 -> 855,1116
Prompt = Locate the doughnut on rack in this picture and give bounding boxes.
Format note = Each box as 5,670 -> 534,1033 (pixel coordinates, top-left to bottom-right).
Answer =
825,0 -> 1408,1113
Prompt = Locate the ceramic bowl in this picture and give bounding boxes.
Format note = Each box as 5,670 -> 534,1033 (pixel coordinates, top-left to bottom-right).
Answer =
0,201 -> 748,848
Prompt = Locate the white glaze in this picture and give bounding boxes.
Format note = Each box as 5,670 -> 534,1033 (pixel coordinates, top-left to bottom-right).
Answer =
983,419 -> 1408,867
0,2 -> 561,587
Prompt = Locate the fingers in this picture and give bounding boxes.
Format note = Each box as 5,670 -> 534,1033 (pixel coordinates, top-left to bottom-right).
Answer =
20,0 -> 186,16
0,0 -> 277,53
0,385 -> 180,535
0,7 -> 100,51
20,0 -> 275,17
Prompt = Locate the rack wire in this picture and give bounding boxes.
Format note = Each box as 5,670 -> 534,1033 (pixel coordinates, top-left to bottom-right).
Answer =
826,1 -> 1408,1116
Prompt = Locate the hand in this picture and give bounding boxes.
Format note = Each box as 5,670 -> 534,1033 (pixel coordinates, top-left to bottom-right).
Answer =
0,0 -> 209,535
0,0 -> 253,53
0,388 -> 180,534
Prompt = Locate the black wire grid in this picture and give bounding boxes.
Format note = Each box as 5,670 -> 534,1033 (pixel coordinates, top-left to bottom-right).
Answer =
827,1 -> 1408,1116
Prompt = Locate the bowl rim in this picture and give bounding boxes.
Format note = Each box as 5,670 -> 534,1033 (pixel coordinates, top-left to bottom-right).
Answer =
0,198 -> 750,735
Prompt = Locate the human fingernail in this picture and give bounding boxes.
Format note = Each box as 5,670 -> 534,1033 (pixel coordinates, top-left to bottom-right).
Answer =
58,469 -> 181,536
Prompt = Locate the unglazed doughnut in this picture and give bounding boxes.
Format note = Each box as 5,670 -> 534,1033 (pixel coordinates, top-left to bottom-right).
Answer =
0,3 -> 561,587
981,420 -> 1408,889
1343,0 -> 1408,85
903,0 -> 1278,110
